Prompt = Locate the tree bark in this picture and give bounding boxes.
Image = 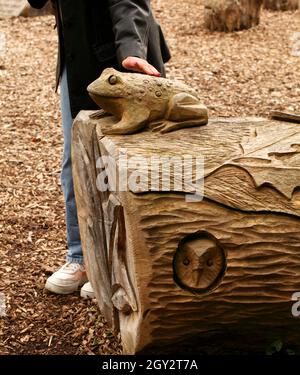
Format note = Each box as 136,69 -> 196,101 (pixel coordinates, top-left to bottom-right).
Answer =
204,0 -> 263,32
72,112 -> 300,354
263,0 -> 299,10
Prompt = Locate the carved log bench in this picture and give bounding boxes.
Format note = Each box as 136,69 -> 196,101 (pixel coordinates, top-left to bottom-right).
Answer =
72,112 -> 300,354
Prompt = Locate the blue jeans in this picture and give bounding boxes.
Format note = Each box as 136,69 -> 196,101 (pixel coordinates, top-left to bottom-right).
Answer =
60,69 -> 83,264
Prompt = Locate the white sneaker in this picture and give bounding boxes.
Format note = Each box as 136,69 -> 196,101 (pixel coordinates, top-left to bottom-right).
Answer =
45,262 -> 88,294
80,282 -> 95,299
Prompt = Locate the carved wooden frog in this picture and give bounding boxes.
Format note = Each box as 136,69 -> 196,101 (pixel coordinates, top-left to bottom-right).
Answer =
87,68 -> 208,135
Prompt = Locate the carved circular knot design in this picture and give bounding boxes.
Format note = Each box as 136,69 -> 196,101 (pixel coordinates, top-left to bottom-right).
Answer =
173,231 -> 226,294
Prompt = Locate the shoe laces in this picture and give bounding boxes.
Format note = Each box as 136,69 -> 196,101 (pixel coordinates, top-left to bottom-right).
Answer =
61,262 -> 84,272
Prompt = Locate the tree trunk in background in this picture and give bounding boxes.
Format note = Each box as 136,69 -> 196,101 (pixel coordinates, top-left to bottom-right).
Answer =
263,0 -> 299,10
204,0 -> 263,32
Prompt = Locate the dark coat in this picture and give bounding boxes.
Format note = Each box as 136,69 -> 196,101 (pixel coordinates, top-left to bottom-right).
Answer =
28,0 -> 171,118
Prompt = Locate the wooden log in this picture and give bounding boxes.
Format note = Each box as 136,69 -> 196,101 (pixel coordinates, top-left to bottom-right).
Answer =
270,110 -> 300,123
204,0 -> 263,32
72,112 -> 300,354
263,0 -> 299,10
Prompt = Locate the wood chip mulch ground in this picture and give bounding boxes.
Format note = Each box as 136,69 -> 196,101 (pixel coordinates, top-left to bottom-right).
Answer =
0,0 -> 299,355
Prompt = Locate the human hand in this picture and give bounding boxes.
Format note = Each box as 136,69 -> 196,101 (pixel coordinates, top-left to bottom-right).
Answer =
122,56 -> 161,77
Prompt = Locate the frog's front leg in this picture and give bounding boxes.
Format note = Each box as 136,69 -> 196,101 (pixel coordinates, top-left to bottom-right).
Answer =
101,107 -> 150,135
149,93 -> 208,133
89,109 -> 113,120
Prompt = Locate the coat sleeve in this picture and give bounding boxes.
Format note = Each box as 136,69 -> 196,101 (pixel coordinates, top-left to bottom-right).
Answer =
108,0 -> 151,63
27,0 -> 48,9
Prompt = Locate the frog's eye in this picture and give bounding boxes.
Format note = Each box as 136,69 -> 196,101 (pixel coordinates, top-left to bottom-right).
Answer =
108,75 -> 118,85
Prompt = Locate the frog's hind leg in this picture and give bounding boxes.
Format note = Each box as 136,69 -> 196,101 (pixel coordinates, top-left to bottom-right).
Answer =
149,93 -> 208,133
150,118 -> 208,134
101,108 -> 150,135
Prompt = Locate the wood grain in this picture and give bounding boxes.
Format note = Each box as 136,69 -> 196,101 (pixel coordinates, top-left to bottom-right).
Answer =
131,193 -> 300,352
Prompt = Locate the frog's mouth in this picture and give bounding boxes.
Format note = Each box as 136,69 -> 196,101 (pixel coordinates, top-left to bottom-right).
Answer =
88,93 -> 122,100
88,93 -> 123,104
88,93 -> 124,118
